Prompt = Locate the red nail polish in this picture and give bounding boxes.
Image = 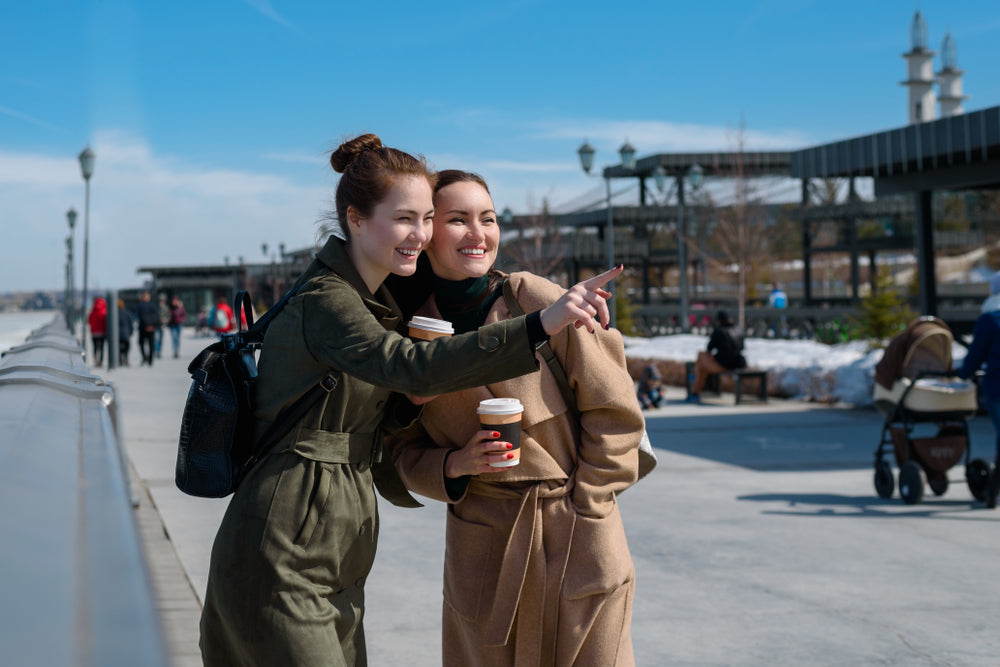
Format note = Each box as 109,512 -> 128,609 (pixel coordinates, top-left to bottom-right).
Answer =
493,431 -> 501,438
506,443 -> 513,449
507,453 -> 514,459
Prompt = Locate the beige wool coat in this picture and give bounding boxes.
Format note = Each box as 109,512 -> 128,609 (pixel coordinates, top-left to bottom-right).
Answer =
388,271 -> 644,666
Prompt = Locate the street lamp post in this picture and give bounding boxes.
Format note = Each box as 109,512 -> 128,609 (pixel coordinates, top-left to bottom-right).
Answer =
656,164 -> 703,332
577,139 -> 637,329
77,147 -> 95,354
65,237 -> 73,334
66,207 -> 78,335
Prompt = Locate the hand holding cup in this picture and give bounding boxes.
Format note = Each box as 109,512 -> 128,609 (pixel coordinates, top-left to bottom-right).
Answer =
444,429 -> 517,477
477,398 -> 523,468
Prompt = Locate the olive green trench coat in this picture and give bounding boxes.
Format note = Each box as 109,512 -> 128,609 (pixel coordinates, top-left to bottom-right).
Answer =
200,237 -> 541,666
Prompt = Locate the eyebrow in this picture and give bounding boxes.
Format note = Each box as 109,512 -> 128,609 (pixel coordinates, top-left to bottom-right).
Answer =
444,208 -> 496,216
395,208 -> 434,216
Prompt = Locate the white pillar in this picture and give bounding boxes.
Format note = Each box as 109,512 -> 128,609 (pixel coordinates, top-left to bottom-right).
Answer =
937,33 -> 968,118
901,10 -> 936,124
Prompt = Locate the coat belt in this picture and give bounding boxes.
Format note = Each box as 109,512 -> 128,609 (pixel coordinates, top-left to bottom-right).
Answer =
283,428 -> 378,464
477,480 -> 575,662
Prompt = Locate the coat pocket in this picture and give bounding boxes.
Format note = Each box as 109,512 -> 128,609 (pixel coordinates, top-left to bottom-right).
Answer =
443,508 -> 493,621
258,456 -> 332,553
294,463 -> 332,547
561,500 -> 634,601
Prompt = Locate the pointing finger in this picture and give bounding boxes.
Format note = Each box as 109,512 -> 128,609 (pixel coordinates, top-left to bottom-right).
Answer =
583,265 -> 623,290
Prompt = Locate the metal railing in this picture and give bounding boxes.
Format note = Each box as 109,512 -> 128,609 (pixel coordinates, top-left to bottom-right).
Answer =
0,318 -> 167,666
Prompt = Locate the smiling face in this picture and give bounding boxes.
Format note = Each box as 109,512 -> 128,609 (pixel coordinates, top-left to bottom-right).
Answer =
347,174 -> 434,292
426,180 -> 500,281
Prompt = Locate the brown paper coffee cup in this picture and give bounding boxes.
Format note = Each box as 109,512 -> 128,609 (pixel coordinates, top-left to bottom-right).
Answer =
408,316 -> 454,340
478,398 -> 523,467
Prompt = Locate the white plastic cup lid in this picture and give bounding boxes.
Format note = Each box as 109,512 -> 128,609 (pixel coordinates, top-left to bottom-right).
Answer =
408,316 -> 454,335
477,398 -> 524,415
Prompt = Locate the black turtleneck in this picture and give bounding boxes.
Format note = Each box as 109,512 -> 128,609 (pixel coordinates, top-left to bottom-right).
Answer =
431,273 -> 549,346
432,274 -> 502,334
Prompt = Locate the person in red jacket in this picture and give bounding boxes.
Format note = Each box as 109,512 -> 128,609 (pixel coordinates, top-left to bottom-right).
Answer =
210,295 -> 235,337
87,296 -> 108,366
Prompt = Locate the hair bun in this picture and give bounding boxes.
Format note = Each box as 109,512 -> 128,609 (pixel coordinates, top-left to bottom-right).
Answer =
330,133 -> 384,173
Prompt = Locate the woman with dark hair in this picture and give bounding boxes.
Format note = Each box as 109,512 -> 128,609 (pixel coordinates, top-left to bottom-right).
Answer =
199,137 -> 622,666
387,170 -> 644,666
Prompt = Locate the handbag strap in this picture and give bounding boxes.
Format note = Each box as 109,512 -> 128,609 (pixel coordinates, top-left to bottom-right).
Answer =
236,278 -> 309,345
234,291 -> 255,331
502,279 -> 580,419
238,271 -> 336,471
244,372 -> 341,472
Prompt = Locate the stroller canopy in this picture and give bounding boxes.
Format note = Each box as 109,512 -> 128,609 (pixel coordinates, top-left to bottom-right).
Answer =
874,316 -> 954,391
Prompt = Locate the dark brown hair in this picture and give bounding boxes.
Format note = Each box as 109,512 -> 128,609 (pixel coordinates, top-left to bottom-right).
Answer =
433,169 -> 490,196
328,134 -> 436,238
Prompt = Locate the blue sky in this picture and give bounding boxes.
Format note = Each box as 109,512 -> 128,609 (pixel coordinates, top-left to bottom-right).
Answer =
3,0 -> 999,292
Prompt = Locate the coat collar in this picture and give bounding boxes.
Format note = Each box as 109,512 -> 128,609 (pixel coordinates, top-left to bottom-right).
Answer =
315,236 -> 401,328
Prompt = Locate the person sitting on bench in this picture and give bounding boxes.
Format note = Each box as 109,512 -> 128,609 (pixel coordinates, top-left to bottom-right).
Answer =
687,310 -> 747,404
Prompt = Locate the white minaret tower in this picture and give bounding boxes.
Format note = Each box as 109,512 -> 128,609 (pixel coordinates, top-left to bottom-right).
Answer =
901,9 -> 936,124
937,32 -> 968,117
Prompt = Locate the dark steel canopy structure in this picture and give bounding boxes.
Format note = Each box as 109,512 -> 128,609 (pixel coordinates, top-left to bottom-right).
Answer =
606,151 -> 793,179
791,105 -> 1000,316
605,151 -> 793,206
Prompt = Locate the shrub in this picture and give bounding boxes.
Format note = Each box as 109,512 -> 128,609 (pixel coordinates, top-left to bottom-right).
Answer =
852,270 -> 914,349
614,292 -> 637,336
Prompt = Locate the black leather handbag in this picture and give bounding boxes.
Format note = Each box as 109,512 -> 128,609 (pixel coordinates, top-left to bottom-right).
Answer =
175,289 -> 338,497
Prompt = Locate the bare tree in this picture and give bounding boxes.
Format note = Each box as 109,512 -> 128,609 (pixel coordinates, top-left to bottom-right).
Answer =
815,178 -> 841,205
696,124 -> 780,327
500,197 -> 567,280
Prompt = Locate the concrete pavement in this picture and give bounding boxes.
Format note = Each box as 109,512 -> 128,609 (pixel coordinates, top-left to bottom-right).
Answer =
105,328 -> 1000,666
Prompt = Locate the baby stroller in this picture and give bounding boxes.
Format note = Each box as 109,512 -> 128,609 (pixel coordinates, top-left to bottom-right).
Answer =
872,316 -> 988,504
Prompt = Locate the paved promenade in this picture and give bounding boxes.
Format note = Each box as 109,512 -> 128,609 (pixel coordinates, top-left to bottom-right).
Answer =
108,329 -> 1000,666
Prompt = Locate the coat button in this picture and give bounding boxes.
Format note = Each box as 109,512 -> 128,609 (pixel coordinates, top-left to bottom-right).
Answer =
355,578 -> 365,588
484,336 -> 500,351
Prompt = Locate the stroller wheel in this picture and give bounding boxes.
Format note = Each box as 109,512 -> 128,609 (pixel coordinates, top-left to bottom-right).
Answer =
966,459 -> 991,501
874,461 -> 894,499
899,461 -> 924,505
928,476 -> 949,496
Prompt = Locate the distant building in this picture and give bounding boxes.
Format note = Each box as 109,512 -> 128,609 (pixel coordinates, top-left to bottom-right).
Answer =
137,244 -> 316,325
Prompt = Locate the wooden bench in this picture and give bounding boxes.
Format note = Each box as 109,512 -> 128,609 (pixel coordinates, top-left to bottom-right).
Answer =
685,362 -> 768,404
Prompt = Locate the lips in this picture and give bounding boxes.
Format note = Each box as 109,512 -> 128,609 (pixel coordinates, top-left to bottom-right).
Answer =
396,248 -> 420,258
